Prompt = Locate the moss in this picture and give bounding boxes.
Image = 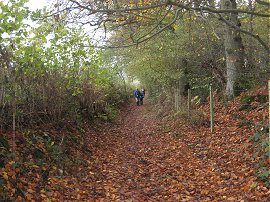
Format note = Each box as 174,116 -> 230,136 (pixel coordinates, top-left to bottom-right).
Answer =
239,95 -> 256,111
239,94 -> 268,111
256,94 -> 268,103
33,148 -> 44,159
0,136 -> 9,149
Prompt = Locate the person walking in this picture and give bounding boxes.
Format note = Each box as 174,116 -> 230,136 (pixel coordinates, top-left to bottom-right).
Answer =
139,88 -> 145,105
134,88 -> 142,106
141,87 -> 145,97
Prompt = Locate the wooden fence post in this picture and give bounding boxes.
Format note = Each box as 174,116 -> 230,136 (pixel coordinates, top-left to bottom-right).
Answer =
188,89 -> 191,117
174,88 -> 176,111
175,87 -> 178,112
210,84 -> 214,133
268,80 -> 270,161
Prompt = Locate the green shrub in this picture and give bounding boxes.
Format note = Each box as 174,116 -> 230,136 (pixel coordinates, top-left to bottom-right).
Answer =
98,104 -> 118,121
234,74 -> 253,96
249,123 -> 270,185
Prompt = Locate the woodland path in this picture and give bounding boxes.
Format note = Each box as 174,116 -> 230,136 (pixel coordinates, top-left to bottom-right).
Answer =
54,98 -> 270,201
87,102 -> 224,201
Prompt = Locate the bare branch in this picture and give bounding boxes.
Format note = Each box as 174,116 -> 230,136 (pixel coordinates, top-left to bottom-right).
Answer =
33,6 -> 79,20
69,0 -> 167,13
83,8 -> 183,49
168,2 -> 270,17
66,0 -> 270,17
218,14 -> 270,54
255,0 -> 270,6
136,5 -> 173,42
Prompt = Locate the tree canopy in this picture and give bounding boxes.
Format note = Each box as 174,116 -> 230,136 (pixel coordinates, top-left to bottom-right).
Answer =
47,0 -> 269,97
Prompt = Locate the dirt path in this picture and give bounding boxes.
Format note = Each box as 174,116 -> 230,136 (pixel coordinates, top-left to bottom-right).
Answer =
53,100 -> 269,201
90,104 -> 218,201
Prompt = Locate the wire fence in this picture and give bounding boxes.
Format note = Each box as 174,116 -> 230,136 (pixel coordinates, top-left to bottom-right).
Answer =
173,81 -> 270,133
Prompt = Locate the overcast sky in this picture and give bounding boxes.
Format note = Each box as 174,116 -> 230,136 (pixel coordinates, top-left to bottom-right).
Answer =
24,0 -> 106,44
26,0 -> 47,10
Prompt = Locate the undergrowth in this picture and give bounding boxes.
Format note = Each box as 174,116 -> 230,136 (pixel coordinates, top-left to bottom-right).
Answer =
0,125 -> 91,201
249,123 -> 270,186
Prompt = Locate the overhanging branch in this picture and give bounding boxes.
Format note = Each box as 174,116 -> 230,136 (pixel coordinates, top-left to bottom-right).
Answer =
69,0 -> 167,13
83,8 -> 183,49
218,14 -> 270,54
68,1 -> 270,17
255,0 -> 270,6
168,1 -> 270,17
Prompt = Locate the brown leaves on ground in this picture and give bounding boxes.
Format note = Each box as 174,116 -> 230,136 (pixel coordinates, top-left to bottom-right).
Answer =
1,86 -> 270,201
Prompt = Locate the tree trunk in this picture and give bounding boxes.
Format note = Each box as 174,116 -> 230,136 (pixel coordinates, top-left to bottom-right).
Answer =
221,0 -> 245,97
246,0 -> 255,68
248,0 -> 254,33
12,93 -> 16,154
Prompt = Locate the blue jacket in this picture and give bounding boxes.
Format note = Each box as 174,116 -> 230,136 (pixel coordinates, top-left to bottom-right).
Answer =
134,89 -> 142,98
